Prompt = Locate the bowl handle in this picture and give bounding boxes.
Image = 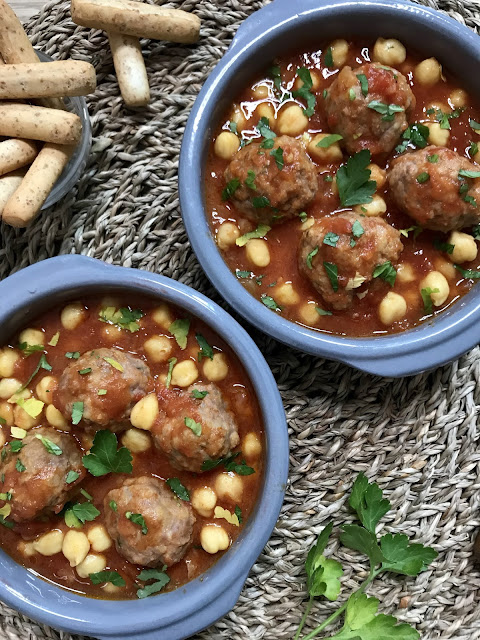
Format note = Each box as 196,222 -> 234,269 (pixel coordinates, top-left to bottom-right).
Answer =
95,572 -> 250,640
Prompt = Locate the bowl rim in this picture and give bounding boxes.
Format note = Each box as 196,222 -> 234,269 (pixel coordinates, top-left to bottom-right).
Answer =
0,255 -> 288,639
179,0 -> 480,377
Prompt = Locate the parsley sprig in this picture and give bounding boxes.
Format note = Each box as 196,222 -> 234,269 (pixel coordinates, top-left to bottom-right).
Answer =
294,473 -> 437,640
336,150 -> 376,207
83,430 -> 133,477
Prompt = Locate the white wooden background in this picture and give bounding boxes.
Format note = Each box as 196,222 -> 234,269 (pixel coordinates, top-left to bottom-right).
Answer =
10,1 -> 42,22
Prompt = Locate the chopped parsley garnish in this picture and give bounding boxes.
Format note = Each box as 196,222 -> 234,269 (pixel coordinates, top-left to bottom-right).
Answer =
16,397 -> 44,418
236,224 -> 270,247
18,342 -> 43,357
455,265 -> 480,279
0,515 -> 13,529
324,175 -> 333,183
168,318 -> 190,349
270,147 -> 284,170
458,169 -> 480,179
367,100 -> 404,121
166,356 -> 177,389
166,478 -> 190,501
71,401 -> 84,425
469,119 -> 480,131
316,307 -> 333,316
421,287 -> 440,314
323,89 -> 328,99
373,261 -> 396,287
252,195 -> 271,208
10,440 -> 23,453
0,492 -> 12,501
235,505 -> 243,524
299,212 -> 308,222
436,108 -> 463,130
195,334 -> 213,361
317,134 -> 343,148
18,353 -> 52,392
97,389 -> 107,396
395,123 -> 429,153
416,172 -> 430,184
65,351 -> 80,359
245,170 -> 257,190
0,418 -> 5,426
399,225 -> 423,239
15,458 -> 25,473
72,502 -> 100,523
78,368 -> 92,375
103,356 -> 123,372
336,150 -> 376,207
90,570 -> 126,587
324,262 -> 338,292
235,269 -> 254,279
48,332 -> 60,347
229,121 -> 237,134
351,220 -> 364,238
348,88 -> 356,101
201,452 -> 254,475
261,294 -> 282,311
324,47 -> 333,68
222,178 -> 240,201
35,435 -> 62,456
109,500 -> 117,511
80,488 -> 93,501
472,224 -> 480,239
191,389 -> 208,400
184,416 -> 202,436
469,142 -> 478,157
126,511 -> 147,535
292,67 -> 316,117
136,567 -> 170,599
464,194 -> 477,207
356,73 -> 368,97
433,239 -> 454,254
306,246 -> 319,269
83,430 -> 133,477
257,117 -> 276,148
65,470 -> 80,484
268,65 -> 282,92
323,233 -> 339,248
427,154 -> 439,163
99,306 -> 144,333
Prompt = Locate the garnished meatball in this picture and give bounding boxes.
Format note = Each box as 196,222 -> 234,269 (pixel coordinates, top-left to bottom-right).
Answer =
151,383 -> 239,472
299,212 -> 403,310
389,146 -> 480,231
0,427 -> 84,523
104,476 -> 195,567
224,135 -> 318,224
55,348 -> 153,430
324,63 -> 415,156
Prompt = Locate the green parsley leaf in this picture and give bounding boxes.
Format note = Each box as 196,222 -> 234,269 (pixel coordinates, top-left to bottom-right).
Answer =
48,332 -> 60,347
97,389 -> 107,396
65,351 -> 80,359
15,458 -> 26,472
324,262 -> 338,292
261,294 -> 282,311
222,178 -> 240,201
433,239 -> 454,254
18,353 -> 52,392
166,477 -> 190,501
169,318 -> 190,350
268,65 -> 282,92
367,100 -> 404,121
35,434 -> 62,456
324,47 -> 333,68
235,269 -> 254,279
191,389 -> 208,400
72,401 -> 84,425
109,500 -> 117,511
229,121 -> 238,134
0,418 -> 5,426
316,307 -> 333,316
90,570 -> 126,587
421,287 -> 440,314
10,440 -> 23,453
356,73 -> 368,97
195,333 -> 214,361
459,169 -> 480,179
72,502 -> 100,524
103,356 -> 123,372
201,452 -> 254,475
166,356 -> 177,389
257,117 -> 277,147
83,430 -> 133,477
270,147 -> 284,170
306,246 -> 319,269
184,416 -> 202,436
399,225 -> 423,239
340,524 -> 385,568
299,212 -> 308,222
78,368 -> 92,375
306,522 -> 343,601
380,533 -> 438,576
373,261 -> 396,287
0,516 -> 13,529
469,141 -> 479,157
427,153 -> 439,163
470,119 -> 480,131
80,488 -> 93,500
126,511 -> 147,534
136,567 -> 170,599
0,492 -> 12,501
349,473 -> 390,534
252,195 -> 271,208
336,150 -> 376,207
454,265 -> 480,279
323,232 -> 339,248
65,506 -> 82,529
349,88 -> 356,101
65,470 -> 80,484
351,220 -> 364,238
236,224 -> 271,247
317,134 -> 343,148
416,172 -> 430,183
471,224 -> 480,239
235,505 -> 243,524
292,67 -> 316,117
18,342 -> 43,357
396,123 -> 429,153
99,307 -> 144,333
245,170 -> 257,190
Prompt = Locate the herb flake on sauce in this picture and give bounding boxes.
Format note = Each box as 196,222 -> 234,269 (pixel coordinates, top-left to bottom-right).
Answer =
336,150 -> 376,207
168,318 -> 190,350
184,417 -> 202,436
166,478 -> 190,502
236,224 -> 270,247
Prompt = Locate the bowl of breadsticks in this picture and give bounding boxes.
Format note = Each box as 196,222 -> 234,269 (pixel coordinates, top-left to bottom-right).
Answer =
0,0 -> 95,228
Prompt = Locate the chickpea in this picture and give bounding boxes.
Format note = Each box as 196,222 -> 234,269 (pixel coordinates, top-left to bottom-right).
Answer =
298,302 -> 320,325
396,263 -> 416,284
200,524 -> 230,554
307,133 -> 343,163
100,296 -> 119,308
143,335 -> 173,363
0,347 -> 19,378
273,283 -> 300,306
33,530 -> 64,556
378,292 -> 407,325
14,404 -> 42,430
329,39 -> 349,68
121,428 -> 151,453
214,131 -> 240,161
171,360 -> 198,387
243,432 -> 262,459
229,106 -> 247,132
420,271 -> 450,306
35,375 -> 58,405
0,402 -> 13,427
215,472 -> 243,503
372,38 -> 406,66
61,303 -> 86,331
46,404 -> 68,429
152,303 -> 173,330
255,102 -> 276,123
203,353 -> 228,382
103,583 -> 121,595
245,238 -> 270,267
435,259 -> 457,280
448,231 -> 478,264
216,222 -> 241,250
300,217 -> 315,231
354,195 -> 386,217
87,524 -> 112,552
449,89 -> 468,109
62,530 -> 90,567
277,105 -> 308,136
103,325 -> 122,341
191,487 -> 217,517
294,71 -> 321,92
414,58 -> 442,86
76,553 -> 107,578
0,430 -> 5,449
252,83 -> 270,99
426,122 -> 449,146
367,164 -> 386,189
18,540 -> 36,557
130,393 -> 159,430
18,328 -> 44,347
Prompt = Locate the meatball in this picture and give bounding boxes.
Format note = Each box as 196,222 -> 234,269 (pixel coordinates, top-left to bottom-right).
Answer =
55,348 -> 153,430
389,146 -> 480,231
299,212 -> 403,310
224,135 -> 318,224
151,383 -> 239,472
324,63 -> 415,156
0,427 -> 84,523
104,476 -> 195,567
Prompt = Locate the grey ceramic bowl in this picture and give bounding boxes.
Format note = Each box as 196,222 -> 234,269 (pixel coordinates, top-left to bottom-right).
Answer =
179,0 -> 480,378
0,255 -> 288,640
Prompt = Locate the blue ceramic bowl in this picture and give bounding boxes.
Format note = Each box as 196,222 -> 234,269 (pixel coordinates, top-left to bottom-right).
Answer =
179,0 -> 480,377
0,255 -> 288,640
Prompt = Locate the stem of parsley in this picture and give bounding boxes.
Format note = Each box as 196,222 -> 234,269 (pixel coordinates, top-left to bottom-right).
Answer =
294,596 -> 314,640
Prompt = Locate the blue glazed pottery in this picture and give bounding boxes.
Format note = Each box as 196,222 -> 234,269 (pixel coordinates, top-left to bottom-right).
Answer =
179,0 -> 480,377
0,255 -> 288,640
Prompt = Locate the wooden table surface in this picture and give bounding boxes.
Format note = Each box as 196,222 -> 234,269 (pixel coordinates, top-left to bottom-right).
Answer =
10,1 -> 43,22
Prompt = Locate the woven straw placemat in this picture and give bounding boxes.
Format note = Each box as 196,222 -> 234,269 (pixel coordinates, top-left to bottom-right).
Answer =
0,0 -> 479,638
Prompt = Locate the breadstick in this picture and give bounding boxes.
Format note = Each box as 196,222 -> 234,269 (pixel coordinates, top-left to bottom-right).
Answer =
107,32 -> 149,107
0,103 -> 81,145
0,61 -> 96,99
0,0 -> 63,110
0,139 -> 37,176
0,168 -> 26,216
71,0 -> 201,43
2,144 -> 75,227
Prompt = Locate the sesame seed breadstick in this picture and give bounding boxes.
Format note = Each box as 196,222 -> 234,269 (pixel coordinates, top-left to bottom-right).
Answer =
0,103 -> 82,145
0,61 -> 96,100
